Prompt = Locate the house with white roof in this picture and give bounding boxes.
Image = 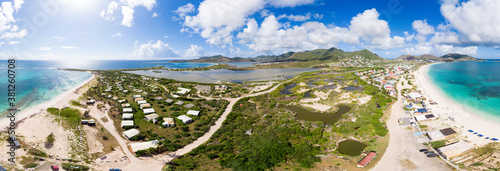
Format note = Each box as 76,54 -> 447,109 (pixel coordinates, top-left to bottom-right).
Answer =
176,87 -> 191,95
143,108 -> 155,114
122,113 -> 134,120
122,129 -> 140,139
129,140 -> 159,153
162,118 -> 175,127
121,120 -> 134,127
123,108 -> 133,113
177,115 -> 193,124
187,110 -> 200,116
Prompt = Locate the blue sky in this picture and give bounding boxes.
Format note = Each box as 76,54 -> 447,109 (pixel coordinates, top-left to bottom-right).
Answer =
1,0 -> 499,60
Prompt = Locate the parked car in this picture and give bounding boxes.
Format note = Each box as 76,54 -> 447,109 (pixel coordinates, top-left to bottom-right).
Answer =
424,151 -> 435,154
419,149 -> 428,152
427,154 -> 438,157
51,164 -> 59,170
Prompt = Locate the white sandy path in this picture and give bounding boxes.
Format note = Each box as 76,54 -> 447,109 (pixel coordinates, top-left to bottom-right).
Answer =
415,64 -> 500,146
0,73 -> 95,131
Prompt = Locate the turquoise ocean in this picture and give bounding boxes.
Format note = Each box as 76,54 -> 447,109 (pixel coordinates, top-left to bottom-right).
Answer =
428,61 -> 500,120
0,60 -> 220,118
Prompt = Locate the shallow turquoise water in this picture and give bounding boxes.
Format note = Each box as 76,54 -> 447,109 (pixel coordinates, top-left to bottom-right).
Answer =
428,62 -> 500,120
0,60 -> 215,118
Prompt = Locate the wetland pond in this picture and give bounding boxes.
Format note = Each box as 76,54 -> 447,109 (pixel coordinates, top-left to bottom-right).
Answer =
336,140 -> 367,156
286,105 -> 351,125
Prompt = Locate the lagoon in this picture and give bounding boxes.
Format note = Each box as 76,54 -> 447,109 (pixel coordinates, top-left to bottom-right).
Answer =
127,68 -> 318,83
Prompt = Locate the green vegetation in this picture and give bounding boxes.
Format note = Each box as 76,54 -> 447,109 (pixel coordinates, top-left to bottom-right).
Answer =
47,107 -> 82,129
62,163 -> 90,171
430,140 -> 446,148
24,163 -> 39,168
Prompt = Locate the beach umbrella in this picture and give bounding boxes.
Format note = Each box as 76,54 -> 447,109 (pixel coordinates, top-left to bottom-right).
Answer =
468,130 -> 474,132
486,137 -> 489,139
478,134 -> 483,137
474,132 -> 478,134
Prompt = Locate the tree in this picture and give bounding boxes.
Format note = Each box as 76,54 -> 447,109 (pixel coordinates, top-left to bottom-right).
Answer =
46,132 -> 55,148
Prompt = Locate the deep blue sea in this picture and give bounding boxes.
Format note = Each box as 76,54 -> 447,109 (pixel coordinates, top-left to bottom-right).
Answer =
0,60 -> 217,118
428,61 -> 500,120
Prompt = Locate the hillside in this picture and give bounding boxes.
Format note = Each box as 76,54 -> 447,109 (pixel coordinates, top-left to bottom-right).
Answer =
174,47 -> 385,63
395,54 -> 439,61
440,53 -> 482,61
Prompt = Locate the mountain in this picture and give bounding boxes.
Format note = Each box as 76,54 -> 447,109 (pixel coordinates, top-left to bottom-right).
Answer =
173,47 -> 386,63
171,55 -> 255,63
440,53 -> 482,61
395,54 -> 439,61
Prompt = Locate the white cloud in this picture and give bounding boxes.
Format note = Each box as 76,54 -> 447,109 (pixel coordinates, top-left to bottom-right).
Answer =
441,0 -> 500,45
36,47 -> 52,51
277,13 -> 314,22
111,32 -> 122,37
120,0 -> 156,10
132,40 -> 180,58
402,42 -> 477,56
8,41 -> 19,45
60,46 -> 77,49
101,0 -> 157,27
121,6 -> 134,27
236,9 -> 405,53
152,12 -> 158,17
100,1 -> 118,21
0,1 -> 27,42
412,20 -> 435,36
184,44 -> 205,58
267,0 -> 315,7
173,3 -> 195,20
183,0 -> 266,45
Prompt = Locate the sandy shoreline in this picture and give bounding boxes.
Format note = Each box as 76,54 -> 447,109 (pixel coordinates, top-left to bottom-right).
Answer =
416,64 -> 500,145
0,72 -> 95,131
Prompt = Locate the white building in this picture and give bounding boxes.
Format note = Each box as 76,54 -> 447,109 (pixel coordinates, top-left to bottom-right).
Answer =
177,115 -> 193,124
187,110 -> 200,116
162,118 -> 175,127
122,113 -> 134,120
144,113 -> 159,122
123,108 -> 133,113
133,95 -> 142,98
122,129 -> 140,139
121,120 -> 134,127
176,87 -> 191,95
129,140 -> 159,153
143,108 -> 155,114
137,100 -> 148,104
437,141 -> 474,159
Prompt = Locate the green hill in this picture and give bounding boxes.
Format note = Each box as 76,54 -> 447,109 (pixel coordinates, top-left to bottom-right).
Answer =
174,47 -> 386,63
440,53 -> 482,61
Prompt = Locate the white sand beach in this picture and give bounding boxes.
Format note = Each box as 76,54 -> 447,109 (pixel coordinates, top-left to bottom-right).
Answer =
416,64 -> 500,146
0,73 -> 95,131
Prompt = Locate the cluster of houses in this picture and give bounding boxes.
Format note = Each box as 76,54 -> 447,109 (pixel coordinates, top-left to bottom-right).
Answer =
401,91 -> 475,161
337,56 -> 379,68
355,65 -> 413,97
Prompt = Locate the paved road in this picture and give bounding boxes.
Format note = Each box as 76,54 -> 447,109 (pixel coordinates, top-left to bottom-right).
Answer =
372,76 -> 451,171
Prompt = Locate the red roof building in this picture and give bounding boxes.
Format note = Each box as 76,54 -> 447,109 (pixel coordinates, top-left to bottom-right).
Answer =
357,151 -> 376,167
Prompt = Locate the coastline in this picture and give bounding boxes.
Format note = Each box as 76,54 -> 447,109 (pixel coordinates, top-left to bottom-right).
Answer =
415,64 -> 500,145
0,72 -> 95,131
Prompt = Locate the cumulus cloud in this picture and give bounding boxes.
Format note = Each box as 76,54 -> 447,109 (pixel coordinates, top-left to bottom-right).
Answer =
152,12 -> 158,17
184,44 -> 205,58
403,42 -> 477,56
412,20 -> 435,36
267,0 -> 315,7
36,47 -> 52,51
0,1 -> 27,42
101,0 -> 157,27
441,0 -> 500,45
236,9 -> 404,53
276,13 -> 322,22
182,0 -> 266,45
173,3 -> 195,20
121,6 -> 134,27
132,40 -> 180,58
100,1 -> 118,21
